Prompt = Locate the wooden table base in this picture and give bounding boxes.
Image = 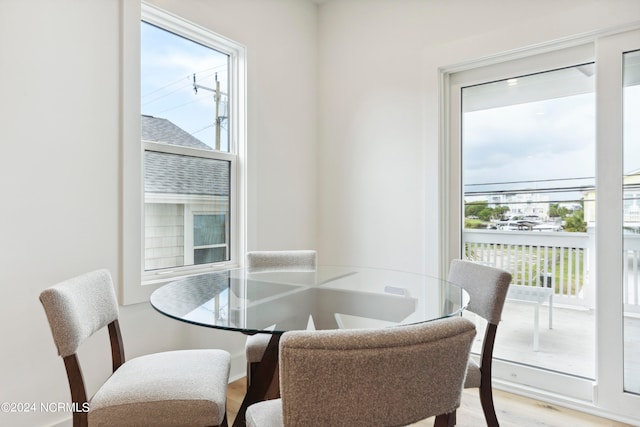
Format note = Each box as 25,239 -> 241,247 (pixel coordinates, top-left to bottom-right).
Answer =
233,333 -> 281,427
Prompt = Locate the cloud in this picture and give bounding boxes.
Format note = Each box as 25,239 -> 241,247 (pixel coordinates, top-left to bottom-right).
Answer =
463,93 -> 596,186
141,22 -> 229,149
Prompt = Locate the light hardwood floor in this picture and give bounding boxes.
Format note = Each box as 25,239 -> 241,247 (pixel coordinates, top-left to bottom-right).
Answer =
226,377 -> 634,426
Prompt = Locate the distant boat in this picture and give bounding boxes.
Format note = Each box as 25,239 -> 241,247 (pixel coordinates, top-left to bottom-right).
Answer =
533,223 -> 563,232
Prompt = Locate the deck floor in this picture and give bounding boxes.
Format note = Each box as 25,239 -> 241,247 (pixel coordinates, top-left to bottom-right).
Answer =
465,300 -> 640,394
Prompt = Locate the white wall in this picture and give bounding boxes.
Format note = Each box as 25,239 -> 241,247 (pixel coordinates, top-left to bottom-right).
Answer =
0,0 -> 317,426
316,0 -> 640,275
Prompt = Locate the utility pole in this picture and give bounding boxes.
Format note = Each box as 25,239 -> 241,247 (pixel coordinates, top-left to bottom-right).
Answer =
193,73 -> 227,150
214,77 -> 221,150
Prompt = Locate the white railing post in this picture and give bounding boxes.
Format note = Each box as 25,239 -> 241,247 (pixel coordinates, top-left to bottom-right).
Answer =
584,226 -> 597,310
624,233 -> 640,313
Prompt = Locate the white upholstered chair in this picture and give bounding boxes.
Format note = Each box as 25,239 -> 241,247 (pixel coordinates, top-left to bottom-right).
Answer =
244,250 -> 317,388
447,259 -> 512,427
39,269 -> 231,427
245,317 -> 476,427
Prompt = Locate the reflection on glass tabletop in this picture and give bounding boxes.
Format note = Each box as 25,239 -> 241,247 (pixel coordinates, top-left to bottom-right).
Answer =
150,265 -> 469,334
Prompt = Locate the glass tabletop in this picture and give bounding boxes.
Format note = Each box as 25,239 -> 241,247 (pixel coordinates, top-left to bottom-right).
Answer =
149,265 -> 469,334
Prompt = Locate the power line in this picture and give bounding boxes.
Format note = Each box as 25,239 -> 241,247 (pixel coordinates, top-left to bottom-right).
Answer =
464,198 -> 594,206
142,80 -> 193,106
154,98 -> 203,115
465,185 -> 594,197
142,67 -> 228,107
464,176 -> 594,187
465,181 -> 640,198
190,123 -> 215,135
141,75 -> 191,100
141,65 -> 226,99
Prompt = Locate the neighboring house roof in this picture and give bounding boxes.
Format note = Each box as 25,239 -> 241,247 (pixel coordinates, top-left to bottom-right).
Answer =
627,168 -> 640,183
142,114 -> 211,150
142,115 -> 229,196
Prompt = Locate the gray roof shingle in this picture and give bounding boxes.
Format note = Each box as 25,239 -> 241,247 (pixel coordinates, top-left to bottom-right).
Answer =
142,115 -> 212,150
142,115 -> 229,196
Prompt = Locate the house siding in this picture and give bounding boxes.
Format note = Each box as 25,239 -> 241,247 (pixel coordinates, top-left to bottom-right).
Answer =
145,203 -> 185,270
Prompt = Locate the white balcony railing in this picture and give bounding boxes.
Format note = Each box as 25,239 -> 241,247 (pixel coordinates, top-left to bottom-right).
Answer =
624,233 -> 640,310
463,228 -> 640,313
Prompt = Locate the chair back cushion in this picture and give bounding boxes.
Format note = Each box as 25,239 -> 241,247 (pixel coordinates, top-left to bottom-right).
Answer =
40,269 -> 119,357
246,250 -> 317,271
279,317 -> 475,427
448,259 -> 512,325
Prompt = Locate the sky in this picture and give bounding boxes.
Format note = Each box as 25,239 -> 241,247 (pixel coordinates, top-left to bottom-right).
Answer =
141,21 -> 229,151
624,84 -> 640,174
462,65 -> 640,205
463,93 -> 596,202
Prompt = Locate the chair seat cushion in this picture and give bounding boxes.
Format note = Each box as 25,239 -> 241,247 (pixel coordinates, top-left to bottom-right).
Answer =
246,398 -> 283,427
246,334 -> 271,363
464,358 -> 481,388
88,349 -> 230,427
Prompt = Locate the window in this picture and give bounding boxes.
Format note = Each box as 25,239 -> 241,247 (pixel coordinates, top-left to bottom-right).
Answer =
193,213 -> 228,264
139,8 -> 244,281
141,15 -> 236,278
122,2 -> 245,303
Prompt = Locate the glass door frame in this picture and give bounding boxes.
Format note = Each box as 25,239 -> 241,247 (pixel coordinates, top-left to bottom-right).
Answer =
442,28 -> 640,423
594,28 -> 639,417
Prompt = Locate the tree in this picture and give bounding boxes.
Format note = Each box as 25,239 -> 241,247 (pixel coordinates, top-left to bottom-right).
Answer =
465,201 -> 509,221
564,209 -> 586,232
478,208 -> 493,221
492,205 -> 510,219
465,200 -> 488,218
549,203 -> 569,218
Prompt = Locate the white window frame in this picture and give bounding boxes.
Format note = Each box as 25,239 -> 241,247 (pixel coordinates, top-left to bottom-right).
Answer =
121,2 -> 246,305
188,211 -> 229,265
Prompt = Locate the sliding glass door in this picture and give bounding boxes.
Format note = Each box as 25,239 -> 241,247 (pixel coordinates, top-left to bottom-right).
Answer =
447,29 -> 640,421
594,30 -> 640,419
460,63 -> 596,380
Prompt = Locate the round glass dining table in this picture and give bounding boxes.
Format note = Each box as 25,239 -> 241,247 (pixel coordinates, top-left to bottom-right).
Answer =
150,265 -> 469,427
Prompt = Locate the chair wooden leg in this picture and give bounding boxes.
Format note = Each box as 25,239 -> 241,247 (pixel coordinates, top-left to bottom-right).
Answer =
479,323 -> 499,427
434,412 -> 456,427
235,334 -> 281,427
63,355 -> 88,427
479,382 -> 499,427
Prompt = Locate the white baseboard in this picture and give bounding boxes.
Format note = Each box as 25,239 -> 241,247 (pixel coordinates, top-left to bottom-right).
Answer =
494,379 -> 640,426
229,350 -> 247,382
